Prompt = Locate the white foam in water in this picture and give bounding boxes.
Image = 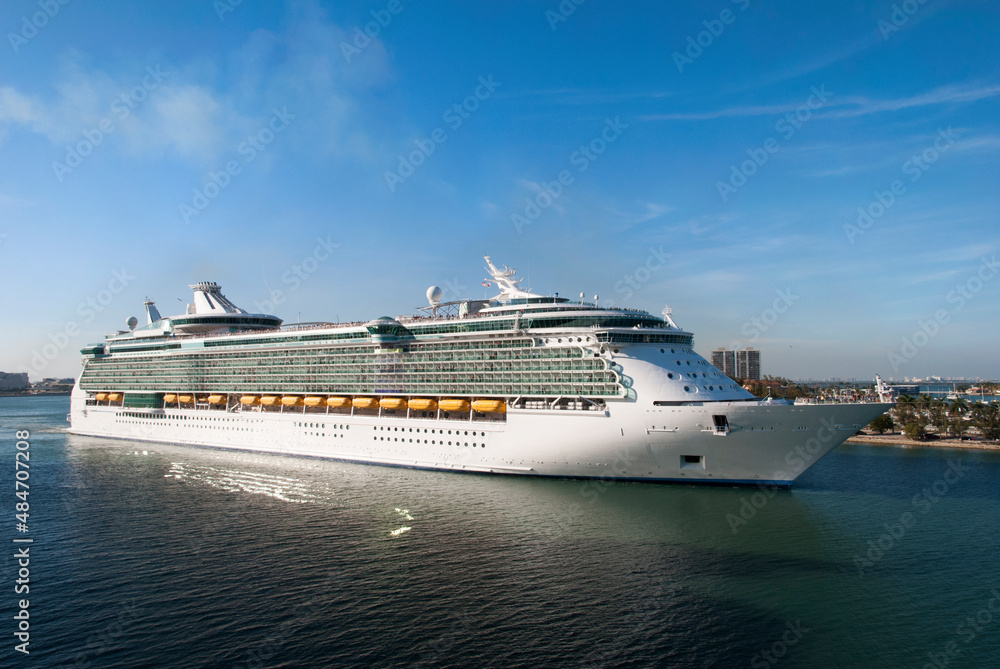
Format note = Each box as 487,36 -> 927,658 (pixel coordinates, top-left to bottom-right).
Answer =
164,461 -> 323,504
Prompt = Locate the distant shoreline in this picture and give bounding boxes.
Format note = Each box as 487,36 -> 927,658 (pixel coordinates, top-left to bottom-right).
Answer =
847,433 -> 1000,451
0,391 -> 71,397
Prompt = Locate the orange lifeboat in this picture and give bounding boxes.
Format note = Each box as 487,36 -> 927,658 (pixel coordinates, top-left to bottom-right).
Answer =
408,398 -> 437,411
240,396 -> 259,405
353,397 -> 378,410
472,399 -> 506,413
326,397 -> 351,408
379,397 -> 407,410
439,399 -> 470,412
281,396 -> 303,407
303,397 -> 324,407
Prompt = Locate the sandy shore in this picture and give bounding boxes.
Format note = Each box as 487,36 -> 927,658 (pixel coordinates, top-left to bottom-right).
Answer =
847,433 -> 1000,450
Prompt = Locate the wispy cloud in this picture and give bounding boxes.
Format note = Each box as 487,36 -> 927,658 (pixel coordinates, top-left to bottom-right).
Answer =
0,193 -> 35,207
822,83 -> 1000,119
730,35 -> 878,93
0,4 -> 390,167
640,83 -> 1000,122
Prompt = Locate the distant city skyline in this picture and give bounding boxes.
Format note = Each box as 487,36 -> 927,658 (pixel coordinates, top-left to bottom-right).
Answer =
0,1 -> 997,380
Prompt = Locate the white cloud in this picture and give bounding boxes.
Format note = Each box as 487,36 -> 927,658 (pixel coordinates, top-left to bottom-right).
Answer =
0,1 -> 392,166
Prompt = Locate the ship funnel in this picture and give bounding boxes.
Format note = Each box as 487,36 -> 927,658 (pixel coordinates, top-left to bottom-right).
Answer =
144,300 -> 162,325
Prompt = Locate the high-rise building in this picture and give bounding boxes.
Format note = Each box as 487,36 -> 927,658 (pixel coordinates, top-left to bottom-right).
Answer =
711,349 -> 736,377
738,347 -> 760,380
712,347 -> 760,380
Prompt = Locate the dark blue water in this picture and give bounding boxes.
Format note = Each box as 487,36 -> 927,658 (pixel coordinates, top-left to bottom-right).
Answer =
2,396 -> 999,668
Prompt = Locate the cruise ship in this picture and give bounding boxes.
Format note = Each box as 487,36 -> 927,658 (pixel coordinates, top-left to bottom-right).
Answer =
69,256 -> 891,485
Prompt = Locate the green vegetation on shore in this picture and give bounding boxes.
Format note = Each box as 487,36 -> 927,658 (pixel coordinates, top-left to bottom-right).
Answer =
866,394 -> 1000,442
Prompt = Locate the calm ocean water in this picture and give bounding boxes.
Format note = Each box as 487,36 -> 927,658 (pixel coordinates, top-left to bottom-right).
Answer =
1,396 -> 999,668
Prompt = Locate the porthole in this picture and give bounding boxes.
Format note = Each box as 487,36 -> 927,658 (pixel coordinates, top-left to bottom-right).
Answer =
668,373 -> 674,379
683,386 -> 691,392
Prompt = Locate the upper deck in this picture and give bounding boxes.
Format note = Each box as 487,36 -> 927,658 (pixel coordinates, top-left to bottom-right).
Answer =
85,256 -> 693,358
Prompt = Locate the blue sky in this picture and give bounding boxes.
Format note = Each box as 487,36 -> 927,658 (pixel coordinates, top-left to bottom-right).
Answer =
1,0 -> 997,382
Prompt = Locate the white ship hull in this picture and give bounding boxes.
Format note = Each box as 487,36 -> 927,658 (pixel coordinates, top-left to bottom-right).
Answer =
68,384 -> 889,486
67,261 -> 894,486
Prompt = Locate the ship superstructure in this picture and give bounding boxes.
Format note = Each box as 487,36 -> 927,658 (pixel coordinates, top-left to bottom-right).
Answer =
69,257 -> 891,485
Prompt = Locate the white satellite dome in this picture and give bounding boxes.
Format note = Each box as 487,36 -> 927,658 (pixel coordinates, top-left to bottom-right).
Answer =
426,286 -> 443,306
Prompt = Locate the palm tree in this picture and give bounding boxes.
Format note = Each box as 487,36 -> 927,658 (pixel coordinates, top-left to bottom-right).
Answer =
947,397 -> 969,437
929,398 -> 949,434
976,403 -> 1000,441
